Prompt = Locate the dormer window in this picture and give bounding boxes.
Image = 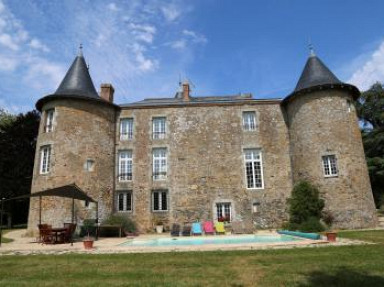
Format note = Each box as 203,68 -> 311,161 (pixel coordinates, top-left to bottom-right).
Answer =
45,109 -> 54,133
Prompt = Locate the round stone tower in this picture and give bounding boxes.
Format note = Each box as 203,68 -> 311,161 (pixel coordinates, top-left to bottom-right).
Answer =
283,50 -> 377,229
27,48 -> 119,234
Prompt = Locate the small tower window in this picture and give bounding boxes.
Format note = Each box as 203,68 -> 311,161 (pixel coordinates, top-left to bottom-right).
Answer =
45,109 -> 55,133
322,155 -> 338,177
85,159 -> 95,172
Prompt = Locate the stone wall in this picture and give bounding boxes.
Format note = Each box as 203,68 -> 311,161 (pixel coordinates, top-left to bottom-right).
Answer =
116,102 -> 293,232
27,99 -> 116,234
284,89 -> 378,228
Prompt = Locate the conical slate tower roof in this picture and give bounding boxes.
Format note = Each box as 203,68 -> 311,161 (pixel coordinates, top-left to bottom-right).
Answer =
283,50 -> 360,104
54,51 -> 99,99
294,54 -> 341,92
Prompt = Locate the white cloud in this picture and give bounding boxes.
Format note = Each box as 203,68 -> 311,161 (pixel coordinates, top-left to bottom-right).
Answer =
161,4 -> 181,22
0,33 -> 19,50
348,41 -> 384,91
107,3 -> 119,12
0,54 -> 18,71
29,38 -> 50,52
183,29 -> 207,44
129,23 -> 156,44
170,39 -> 186,49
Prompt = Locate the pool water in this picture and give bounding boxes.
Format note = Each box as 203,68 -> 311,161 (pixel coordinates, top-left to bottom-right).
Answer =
119,234 -> 300,247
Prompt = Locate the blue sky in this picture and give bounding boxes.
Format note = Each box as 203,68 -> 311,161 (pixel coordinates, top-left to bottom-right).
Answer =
1,0 -> 384,113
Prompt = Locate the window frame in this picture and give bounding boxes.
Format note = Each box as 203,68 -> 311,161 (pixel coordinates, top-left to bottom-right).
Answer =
120,118 -> 133,141
152,148 -> 167,180
118,150 -> 133,181
152,190 -> 168,212
244,148 -> 264,189
116,191 -> 133,212
322,155 -> 338,177
45,109 -> 55,133
216,202 -> 232,222
152,117 -> 166,139
40,145 -> 51,174
242,111 -> 256,131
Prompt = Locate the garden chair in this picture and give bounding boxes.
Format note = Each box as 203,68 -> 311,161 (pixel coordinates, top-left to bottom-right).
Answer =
214,222 -> 226,234
203,221 -> 215,235
40,226 -> 55,244
182,225 -> 191,236
170,223 -> 181,236
191,222 -> 202,236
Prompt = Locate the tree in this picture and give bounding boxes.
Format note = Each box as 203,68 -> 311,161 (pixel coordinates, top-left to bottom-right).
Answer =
356,82 -> 384,208
0,110 -> 40,225
286,181 -> 325,232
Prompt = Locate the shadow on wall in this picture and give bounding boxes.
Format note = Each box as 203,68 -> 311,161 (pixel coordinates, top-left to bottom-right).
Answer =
298,267 -> 384,287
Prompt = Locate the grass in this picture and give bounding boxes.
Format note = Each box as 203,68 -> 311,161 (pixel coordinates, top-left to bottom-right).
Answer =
338,230 -> 384,244
0,229 -> 13,244
0,230 -> 384,286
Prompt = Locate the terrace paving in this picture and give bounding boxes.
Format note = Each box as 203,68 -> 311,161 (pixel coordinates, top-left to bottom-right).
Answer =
0,229 -> 371,256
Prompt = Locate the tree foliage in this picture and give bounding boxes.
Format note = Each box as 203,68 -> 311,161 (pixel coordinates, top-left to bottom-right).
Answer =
286,181 -> 325,232
0,110 -> 40,224
356,82 -> 384,208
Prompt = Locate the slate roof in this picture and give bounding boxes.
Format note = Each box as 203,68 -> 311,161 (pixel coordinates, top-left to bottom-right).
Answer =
282,53 -> 360,104
54,53 -> 99,99
120,93 -> 281,108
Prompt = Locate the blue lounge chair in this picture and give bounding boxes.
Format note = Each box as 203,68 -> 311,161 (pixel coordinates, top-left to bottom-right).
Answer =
191,222 -> 202,235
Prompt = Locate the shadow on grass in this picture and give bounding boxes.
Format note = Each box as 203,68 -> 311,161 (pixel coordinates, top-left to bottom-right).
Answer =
299,267 -> 384,287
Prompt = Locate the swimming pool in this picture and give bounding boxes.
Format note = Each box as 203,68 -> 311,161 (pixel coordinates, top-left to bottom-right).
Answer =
119,234 -> 301,247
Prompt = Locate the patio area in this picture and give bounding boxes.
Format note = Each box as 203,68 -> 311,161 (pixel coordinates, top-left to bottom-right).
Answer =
0,229 -> 370,256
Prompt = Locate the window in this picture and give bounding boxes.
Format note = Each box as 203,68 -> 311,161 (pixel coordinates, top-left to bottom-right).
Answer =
40,145 -> 51,174
244,149 -> 264,189
116,191 -> 132,212
84,159 -> 95,172
152,190 -> 168,211
118,151 -> 132,181
322,155 -> 338,177
45,109 -> 54,132
120,118 -> 133,140
242,111 -> 256,131
216,202 -> 231,222
152,117 -> 166,139
153,148 -> 167,180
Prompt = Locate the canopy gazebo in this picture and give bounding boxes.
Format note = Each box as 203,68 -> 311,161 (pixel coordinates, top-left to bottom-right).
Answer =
0,183 -> 99,246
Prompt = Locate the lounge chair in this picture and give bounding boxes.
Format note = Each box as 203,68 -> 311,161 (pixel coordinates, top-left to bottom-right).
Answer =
214,222 -> 226,234
182,225 -> 191,236
203,221 -> 215,235
231,221 -> 243,234
191,222 -> 202,235
170,223 -> 181,236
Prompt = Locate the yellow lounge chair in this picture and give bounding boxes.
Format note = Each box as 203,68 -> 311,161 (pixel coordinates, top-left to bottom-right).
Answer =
214,222 -> 226,234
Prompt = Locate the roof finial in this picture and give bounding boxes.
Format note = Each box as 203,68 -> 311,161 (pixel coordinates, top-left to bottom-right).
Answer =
78,43 -> 83,57
308,38 -> 316,57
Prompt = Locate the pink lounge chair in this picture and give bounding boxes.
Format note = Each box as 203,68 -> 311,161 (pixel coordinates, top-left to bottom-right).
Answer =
203,221 -> 215,235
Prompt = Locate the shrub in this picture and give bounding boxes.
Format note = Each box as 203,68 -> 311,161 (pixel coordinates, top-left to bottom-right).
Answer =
102,214 -> 136,233
286,180 -> 325,232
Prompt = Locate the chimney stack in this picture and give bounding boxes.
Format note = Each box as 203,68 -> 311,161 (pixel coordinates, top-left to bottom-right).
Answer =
182,81 -> 190,101
100,83 -> 115,103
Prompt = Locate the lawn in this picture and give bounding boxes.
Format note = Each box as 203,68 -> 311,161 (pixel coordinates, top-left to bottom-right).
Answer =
338,229 -> 384,244
0,231 -> 384,287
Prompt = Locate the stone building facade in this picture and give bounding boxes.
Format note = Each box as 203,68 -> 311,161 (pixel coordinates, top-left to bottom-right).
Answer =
27,49 -> 377,233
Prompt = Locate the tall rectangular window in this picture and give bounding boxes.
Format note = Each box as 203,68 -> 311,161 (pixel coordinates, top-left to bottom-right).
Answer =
216,202 -> 231,222
152,190 -> 168,211
153,148 -> 167,180
45,109 -> 54,133
244,149 -> 264,189
40,145 -> 51,174
152,117 -> 166,139
116,191 -> 132,212
322,155 -> 338,177
242,111 -> 256,131
118,150 -> 132,181
120,118 -> 133,140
